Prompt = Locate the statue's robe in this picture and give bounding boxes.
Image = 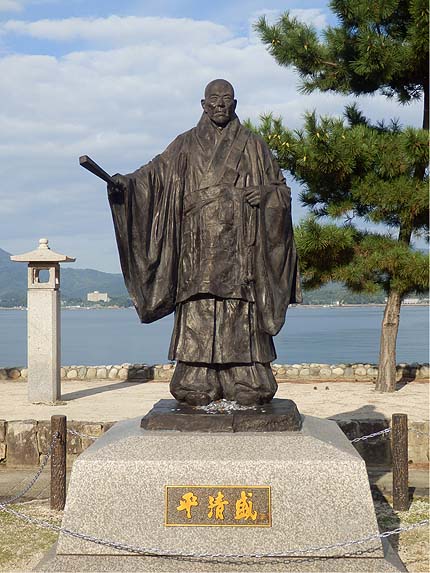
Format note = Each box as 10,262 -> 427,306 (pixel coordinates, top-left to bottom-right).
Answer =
109,113 -> 301,399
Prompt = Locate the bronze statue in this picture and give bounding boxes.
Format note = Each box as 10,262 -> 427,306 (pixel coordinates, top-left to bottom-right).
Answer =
82,79 -> 301,406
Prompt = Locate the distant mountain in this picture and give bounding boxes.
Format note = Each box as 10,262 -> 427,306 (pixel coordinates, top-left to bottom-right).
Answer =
0,247 -> 128,304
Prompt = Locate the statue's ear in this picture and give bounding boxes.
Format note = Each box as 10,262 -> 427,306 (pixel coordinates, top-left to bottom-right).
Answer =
201,99 -> 206,110
233,99 -> 237,112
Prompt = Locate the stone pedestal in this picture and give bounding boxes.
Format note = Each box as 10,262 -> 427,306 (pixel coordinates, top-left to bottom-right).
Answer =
27,288 -> 61,403
11,238 -> 75,403
40,412 -> 405,572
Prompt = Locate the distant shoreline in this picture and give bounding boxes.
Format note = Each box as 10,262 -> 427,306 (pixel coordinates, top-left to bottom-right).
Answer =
1,302 -> 429,311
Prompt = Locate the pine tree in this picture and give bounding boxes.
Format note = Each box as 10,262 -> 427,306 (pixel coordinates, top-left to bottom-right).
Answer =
253,0 -> 429,391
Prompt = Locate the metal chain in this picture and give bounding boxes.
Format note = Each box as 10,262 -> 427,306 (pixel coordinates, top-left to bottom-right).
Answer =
67,426 -> 429,443
0,501 -> 427,559
2,432 -> 59,506
350,428 -> 391,443
67,428 -> 99,440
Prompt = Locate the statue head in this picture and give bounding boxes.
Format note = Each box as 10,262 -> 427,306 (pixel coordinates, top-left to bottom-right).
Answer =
201,79 -> 237,127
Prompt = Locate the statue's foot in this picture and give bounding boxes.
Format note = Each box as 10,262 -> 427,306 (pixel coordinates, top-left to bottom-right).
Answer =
235,390 -> 269,406
181,391 -> 212,407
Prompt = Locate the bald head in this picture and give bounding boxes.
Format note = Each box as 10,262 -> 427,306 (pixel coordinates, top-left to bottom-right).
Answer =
204,79 -> 235,99
201,79 -> 237,127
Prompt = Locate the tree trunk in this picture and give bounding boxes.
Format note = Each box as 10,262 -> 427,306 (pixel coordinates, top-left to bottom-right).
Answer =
423,80 -> 429,131
375,291 -> 402,392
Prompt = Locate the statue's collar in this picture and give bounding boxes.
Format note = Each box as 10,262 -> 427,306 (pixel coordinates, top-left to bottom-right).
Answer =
195,112 -> 240,148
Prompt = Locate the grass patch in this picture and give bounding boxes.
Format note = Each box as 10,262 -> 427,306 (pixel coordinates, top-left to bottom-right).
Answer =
0,501 -> 61,572
374,495 -> 429,573
0,495 -> 428,571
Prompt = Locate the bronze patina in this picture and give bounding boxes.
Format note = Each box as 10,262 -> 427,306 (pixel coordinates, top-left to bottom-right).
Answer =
84,79 -> 301,407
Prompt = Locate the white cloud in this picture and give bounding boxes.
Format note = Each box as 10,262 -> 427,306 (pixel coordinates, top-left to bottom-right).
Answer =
2,15 -> 232,46
0,14 -> 423,271
0,0 -> 22,12
290,9 -> 327,29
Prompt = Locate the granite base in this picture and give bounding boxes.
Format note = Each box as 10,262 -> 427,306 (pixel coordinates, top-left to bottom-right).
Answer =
40,415 -> 405,571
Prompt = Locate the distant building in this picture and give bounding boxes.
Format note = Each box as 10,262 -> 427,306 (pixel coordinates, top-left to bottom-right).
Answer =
403,298 -> 420,305
87,291 -> 110,303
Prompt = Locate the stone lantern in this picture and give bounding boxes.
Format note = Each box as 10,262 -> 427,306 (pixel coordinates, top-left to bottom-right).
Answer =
11,238 -> 75,403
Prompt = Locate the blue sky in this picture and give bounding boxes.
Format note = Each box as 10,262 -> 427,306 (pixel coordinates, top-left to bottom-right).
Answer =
0,0 -> 423,272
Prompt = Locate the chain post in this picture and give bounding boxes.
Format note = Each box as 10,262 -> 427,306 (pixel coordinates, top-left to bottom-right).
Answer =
51,415 -> 67,510
392,413 -> 408,511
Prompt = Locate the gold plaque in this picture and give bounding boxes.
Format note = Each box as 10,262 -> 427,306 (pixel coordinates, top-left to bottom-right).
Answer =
165,485 -> 271,527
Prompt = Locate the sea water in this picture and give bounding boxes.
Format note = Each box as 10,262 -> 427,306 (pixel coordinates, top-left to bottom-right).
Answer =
0,305 -> 428,366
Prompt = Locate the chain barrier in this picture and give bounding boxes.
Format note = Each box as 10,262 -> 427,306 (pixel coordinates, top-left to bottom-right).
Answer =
0,501 -> 427,559
350,428 -> 391,443
67,428 -> 99,440
2,432 -> 59,506
66,422 -> 430,443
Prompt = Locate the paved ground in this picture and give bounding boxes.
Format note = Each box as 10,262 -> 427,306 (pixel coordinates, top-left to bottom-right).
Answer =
0,379 -> 428,422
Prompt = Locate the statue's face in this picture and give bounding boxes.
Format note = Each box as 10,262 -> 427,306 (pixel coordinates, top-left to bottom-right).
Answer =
201,81 -> 237,127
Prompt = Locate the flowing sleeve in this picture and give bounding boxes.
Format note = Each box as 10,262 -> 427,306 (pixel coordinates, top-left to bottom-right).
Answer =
108,138 -> 187,323
253,137 -> 302,335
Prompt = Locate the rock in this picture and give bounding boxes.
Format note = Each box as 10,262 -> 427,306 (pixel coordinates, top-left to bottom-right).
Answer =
299,368 -> 310,377
0,420 -> 6,442
67,369 -> 78,379
78,367 -> 87,379
118,368 -> 129,380
367,367 -> 378,377
81,423 -> 103,449
102,422 -> 116,434
108,368 -> 118,379
309,367 -> 320,376
320,368 -> 332,378
277,368 -> 286,376
332,367 -> 344,377
286,368 -> 299,377
7,368 -> 21,380
291,364 -> 302,369
418,365 -> 429,379
0,443 -> 5,460
86,367 -> 97,379
344,367 -> 353,377
60,368 -> 66,379
162,364 -> 172,370
355,367 -> 367,376
6,420 -> 39,466
20,368 -> 28,379
96,368 -> 107,379
37,421 -> 51,455
66,426 -> 82,456
0,368 -> 7,380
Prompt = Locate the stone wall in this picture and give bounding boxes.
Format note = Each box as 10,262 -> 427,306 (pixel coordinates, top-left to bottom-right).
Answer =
0,418 -> 428,468
0,362 -> 429,382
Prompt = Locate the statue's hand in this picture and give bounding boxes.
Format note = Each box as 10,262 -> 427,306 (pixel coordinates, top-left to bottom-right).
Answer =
107,173 -> 127,200
244,186 -> 260,207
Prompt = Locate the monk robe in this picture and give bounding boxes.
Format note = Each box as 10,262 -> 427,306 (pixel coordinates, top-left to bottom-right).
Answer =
109,112 -> 301,405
